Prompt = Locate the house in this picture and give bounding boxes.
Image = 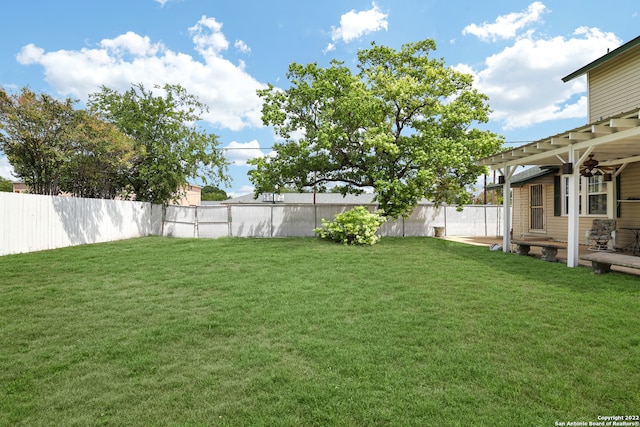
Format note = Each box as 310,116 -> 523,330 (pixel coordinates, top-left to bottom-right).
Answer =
173,184 -> 201,206
12,182 -> 28,193
478,35 -> 640,267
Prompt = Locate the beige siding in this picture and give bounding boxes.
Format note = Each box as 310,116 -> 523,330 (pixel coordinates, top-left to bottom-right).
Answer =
511,186 -> 529,238
616,162 -> 640,248
176,184 -> 202,206
511,176 -> 555,239
589,47 -> 640,122
544,175 -> 565,239
541,176 -> 593,242
511,172 -> 623,244
12,182 -> 28,193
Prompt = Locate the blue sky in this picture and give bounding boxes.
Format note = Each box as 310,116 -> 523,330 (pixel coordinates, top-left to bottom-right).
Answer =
1,0 -> 638,196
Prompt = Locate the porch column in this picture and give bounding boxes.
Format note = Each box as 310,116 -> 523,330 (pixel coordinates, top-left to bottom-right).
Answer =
500,166 -> 516,253
566,148 -> 580,267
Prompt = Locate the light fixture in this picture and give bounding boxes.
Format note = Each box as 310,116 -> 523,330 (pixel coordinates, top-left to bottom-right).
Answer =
580,154 -> 614,177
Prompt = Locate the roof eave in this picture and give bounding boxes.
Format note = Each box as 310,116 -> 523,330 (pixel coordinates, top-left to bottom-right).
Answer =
476,108 -> 640,170
562,35 -> 640,82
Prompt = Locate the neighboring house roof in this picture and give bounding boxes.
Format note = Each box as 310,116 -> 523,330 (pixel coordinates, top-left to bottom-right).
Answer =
224,192 -> 434,205
487,166 -> 558,190
225,193 -> 376,204
562,35 -> 640,82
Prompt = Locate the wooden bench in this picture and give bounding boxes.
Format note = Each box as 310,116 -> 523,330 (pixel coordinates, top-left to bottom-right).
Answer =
511,240 -> 566,262
580,252 -> 640,274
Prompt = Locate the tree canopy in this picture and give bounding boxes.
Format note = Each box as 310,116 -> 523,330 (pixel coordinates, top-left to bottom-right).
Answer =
89,83 -> 229,205
201,185 -> 229,201
60,110 -> 138,199
0,87 -> 136,197
0,176 -> 12,192
1,84 -> 228,203
0,87 -> 78,195
249,39 -> 503,218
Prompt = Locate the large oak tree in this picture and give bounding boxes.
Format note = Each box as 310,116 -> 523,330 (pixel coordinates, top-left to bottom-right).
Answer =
249,39 -> 503,218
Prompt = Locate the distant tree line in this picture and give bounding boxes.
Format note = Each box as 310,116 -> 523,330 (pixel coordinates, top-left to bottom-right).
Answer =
0,84 -> 228,205
201,185 -> 229,201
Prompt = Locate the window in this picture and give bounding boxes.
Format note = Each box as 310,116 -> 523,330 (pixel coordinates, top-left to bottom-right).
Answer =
587,175 -> 607,215
530,184 -> 544,230
562,175 -> 607,216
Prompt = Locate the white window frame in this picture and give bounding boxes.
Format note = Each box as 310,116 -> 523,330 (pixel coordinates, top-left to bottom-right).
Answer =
586,175 -> 608,215
562,175 -> 609,217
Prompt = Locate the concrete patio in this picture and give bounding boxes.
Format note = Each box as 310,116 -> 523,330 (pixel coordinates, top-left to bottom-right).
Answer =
441,235 -> 640,276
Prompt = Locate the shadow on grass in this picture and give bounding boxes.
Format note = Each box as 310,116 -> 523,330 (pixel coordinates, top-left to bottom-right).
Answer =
405,237 -> 640,294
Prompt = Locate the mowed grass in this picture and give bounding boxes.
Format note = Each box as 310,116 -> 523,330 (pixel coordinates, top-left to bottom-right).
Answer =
1,237 -> 639,426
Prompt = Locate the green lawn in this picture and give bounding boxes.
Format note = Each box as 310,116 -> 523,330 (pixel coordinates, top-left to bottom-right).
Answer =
1,237 -> 639,426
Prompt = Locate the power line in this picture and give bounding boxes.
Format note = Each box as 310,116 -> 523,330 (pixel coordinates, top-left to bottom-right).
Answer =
503,140 -> 533,145
221,141 -> 533,151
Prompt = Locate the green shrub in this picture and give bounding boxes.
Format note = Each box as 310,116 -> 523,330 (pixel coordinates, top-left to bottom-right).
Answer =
314,206 -> 386,245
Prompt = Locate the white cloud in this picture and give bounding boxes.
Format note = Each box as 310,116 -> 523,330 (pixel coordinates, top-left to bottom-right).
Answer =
16,16 -> 265,131
223,140 -> 265,166
189,16 -> 229,57
228,184 -> 255,198
234,40 -> 251,54
0,156 -> 16,180
463,1 -> 547,42
100,32 -> 163,57
326,2 -> 388,51
323,43 -> 336,54
461,27 -> 621,130
153,0 -> 183,7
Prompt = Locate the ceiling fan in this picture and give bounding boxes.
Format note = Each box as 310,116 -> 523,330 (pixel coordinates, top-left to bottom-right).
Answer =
579,154 -> 615,178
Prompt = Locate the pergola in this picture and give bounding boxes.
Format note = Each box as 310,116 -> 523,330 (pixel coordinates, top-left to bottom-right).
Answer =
477,107 -> 640,267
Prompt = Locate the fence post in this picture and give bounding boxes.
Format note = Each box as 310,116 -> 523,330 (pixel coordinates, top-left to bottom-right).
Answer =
444,205 -> 448,234
161,204 -> 166,237
484,205 -> 487,237
194,206 -> 199,238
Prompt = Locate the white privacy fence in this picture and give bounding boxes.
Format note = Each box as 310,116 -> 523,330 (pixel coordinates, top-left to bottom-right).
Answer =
1,192 -> 162,256
163,203 -> 504,239
2,192 -> 504,256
